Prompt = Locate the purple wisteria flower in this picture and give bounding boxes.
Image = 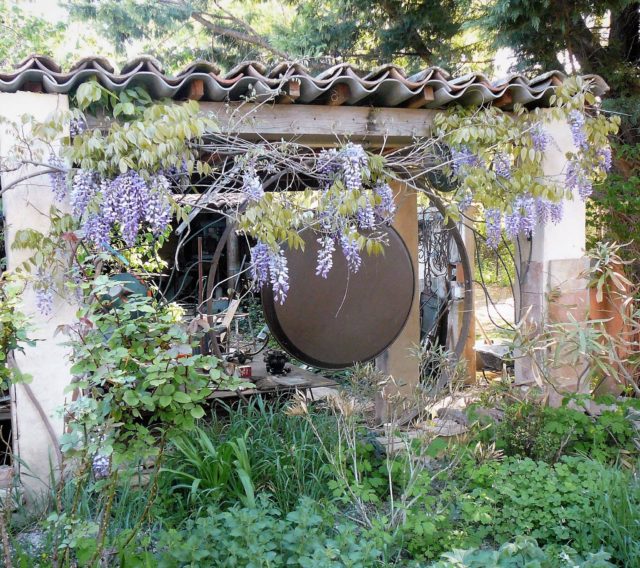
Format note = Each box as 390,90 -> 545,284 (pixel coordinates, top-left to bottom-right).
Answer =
484,208 -> 502,249
340,233 -> 362,273
92,454 -> 110,479
82,212 -> 112,249
340,144 -> 368,192
373,181 -> 396,221
534,197 -> 563,225
451,146 -> 483,175
549,200 -> 564,224
33,267 -> 54,316
566,159 -> 593,200
70,169 -> 98,217
250,242 -> 271,288
534,197 -> 551,225
250,241 -> 290,304
568,110 -> 588,151
69,118 -> 87,137
269,249 -> 289,305
315,236 -> 335,278
504,194 -> 536,240
458,191 -> 473,212
47,154 -> 67,201
242,170 -> 265,202
493,152 -> 511,178
147,175 -> 172,236
357,201 -> 376,229
111,171 -> 149,246
317,148 -> 339,176
530,123 -> 551,152
597,146 -> 612,171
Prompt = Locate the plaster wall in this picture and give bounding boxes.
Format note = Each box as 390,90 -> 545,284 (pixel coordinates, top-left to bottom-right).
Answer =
0,92 -> 76,494
515,117 -> 590,400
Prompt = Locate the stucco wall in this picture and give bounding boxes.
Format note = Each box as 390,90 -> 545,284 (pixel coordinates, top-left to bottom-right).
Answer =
515,117 -> 589,400
0,92 -> 76,494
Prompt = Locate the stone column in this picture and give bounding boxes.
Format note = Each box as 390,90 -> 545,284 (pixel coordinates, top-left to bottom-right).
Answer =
0,92 -> 75,494
515,117 -> 590,404
376,181 -> 420,419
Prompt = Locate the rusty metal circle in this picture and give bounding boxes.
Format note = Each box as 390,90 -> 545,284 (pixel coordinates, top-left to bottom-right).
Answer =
262,227 -> 415,369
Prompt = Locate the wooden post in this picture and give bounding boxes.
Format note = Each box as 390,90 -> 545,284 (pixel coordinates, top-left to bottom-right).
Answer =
376,181 -> 420,420
447,215 -> 477,383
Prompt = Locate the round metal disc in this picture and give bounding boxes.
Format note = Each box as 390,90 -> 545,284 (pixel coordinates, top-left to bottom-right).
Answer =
262,227 -> 415,369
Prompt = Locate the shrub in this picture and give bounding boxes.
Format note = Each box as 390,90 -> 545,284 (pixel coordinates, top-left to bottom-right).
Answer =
155,497 -> 381,568
456,455 -> 639,562
472,399 -> 639,463
428,536 -> 615,568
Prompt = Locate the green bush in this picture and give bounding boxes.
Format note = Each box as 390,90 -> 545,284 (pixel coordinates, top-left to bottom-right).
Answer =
155,497 -> 381,568
456,455 -> 640,563
472,399 -> 639,463
428,536 -> 615,568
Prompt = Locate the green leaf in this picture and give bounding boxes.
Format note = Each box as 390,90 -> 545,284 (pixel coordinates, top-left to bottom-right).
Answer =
172,391 -> 191,404
190,406 -> 205,419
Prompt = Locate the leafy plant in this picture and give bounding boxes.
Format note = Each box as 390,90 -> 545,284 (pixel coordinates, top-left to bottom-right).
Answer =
456,455 -> 636,559
160,398 -> 338,514
155,497 -> 381,568
59,276 -> 245,464
161,430 -> 257,510
0,274 -> 34,390
471,397 -> 639,464
428,536 -> 615,568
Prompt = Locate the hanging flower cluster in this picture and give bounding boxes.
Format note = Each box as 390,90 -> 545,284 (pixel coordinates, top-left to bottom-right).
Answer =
53,168 -> 173,249
241,143 -> 397,304
434,77 -> 619,248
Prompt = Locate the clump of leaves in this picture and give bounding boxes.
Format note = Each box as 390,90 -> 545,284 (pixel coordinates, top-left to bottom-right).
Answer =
456,455 -> 636,558
0,274 -> 33,390
429,536 -> 615,568
59,276 -> 249,465
155,496 -> 381,568
471,398 -> 638,464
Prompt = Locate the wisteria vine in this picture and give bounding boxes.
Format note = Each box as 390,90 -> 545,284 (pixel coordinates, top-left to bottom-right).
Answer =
243,143 -> 397,304
435,78 -> 619,248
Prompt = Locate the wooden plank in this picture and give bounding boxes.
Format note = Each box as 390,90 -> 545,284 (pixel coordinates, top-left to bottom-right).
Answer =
403,86 -> 435,109
199,102 -> 438,146
209,360 -> 337,399
187,79 -> 205,101
276,80 -> 301,104
327,83 -> 350,106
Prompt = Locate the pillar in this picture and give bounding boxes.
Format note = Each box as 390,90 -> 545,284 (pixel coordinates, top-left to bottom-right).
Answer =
515,117 -> 590,403
376,181 -> 420,418
448,214 -> 476,383
0,92 -> 75,494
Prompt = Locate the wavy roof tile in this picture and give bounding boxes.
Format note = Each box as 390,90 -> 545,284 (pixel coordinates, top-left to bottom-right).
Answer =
0,55 -> 609,110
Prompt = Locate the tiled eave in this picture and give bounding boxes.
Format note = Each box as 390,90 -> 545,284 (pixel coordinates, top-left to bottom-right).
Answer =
0,55 -> 609,111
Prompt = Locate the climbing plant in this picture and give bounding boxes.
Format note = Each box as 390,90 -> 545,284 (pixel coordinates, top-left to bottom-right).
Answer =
434,77 -> 619,247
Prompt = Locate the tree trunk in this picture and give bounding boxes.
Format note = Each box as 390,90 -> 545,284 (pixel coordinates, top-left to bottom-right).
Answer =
610,3 -> 640,64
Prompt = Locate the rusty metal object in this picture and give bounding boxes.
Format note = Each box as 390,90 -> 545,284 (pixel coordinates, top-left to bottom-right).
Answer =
262,227 -> 414,369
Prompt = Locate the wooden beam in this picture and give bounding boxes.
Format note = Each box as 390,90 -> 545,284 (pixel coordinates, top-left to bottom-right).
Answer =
198,102 -> 438,147
276,80 -> 301,104
187,79 -> 205,101
327,83 -> 351,106
404,86 -> 435,109
494,91 -> 512,108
